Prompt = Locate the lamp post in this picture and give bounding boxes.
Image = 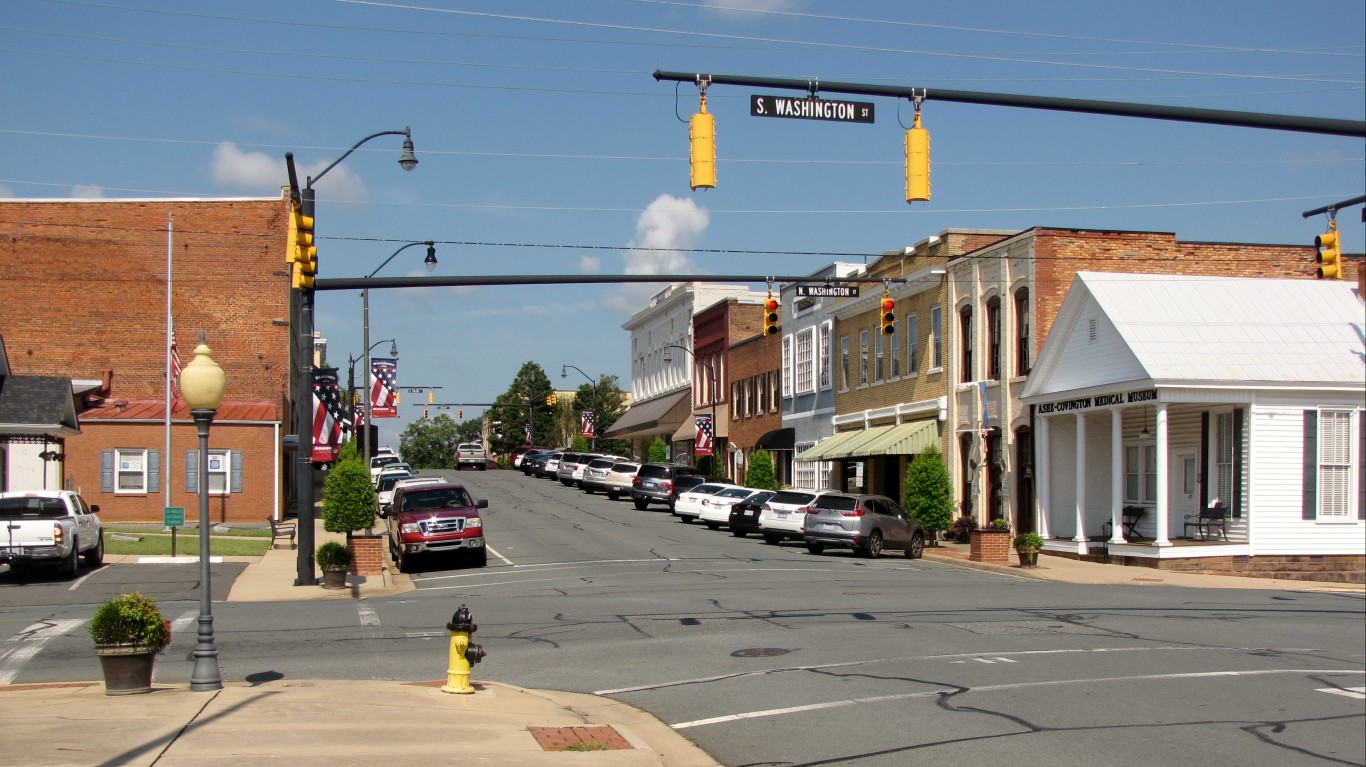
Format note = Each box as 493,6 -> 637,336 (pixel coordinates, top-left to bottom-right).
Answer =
362,242 -> 436,465
560,364 -> 599,451
662,344 -> 718,470
286,127 -> 417,587
348,338 -> 398,437
178,335 -> 227,692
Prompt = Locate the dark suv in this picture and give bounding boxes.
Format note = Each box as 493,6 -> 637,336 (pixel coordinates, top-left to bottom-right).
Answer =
631,463 -> 707,511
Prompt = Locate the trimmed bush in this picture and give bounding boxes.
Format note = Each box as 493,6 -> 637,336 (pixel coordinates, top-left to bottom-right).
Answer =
88,592 -> 170,651
321,454 -> 376,534
903,446 -> 953,541
744,449 -> 778,491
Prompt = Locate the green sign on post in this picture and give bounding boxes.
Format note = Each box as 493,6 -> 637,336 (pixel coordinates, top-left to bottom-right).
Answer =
164,506 -> 185,527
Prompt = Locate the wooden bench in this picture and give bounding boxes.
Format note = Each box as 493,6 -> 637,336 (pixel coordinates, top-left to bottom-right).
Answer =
268,516 -> 296,549
1184,503 -> 1229,541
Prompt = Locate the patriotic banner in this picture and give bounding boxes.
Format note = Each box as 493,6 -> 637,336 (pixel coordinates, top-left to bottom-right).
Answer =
694,413 -> 714,456
312,367 -> 349,462
169,332 -> 182,403
523,423 -> 533,441
369,357 -> 399,418
580,410 -> 595,439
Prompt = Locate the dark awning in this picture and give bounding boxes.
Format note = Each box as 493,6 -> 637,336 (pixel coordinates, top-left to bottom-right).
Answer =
754,427 -> 795,451
603,390 -> 691,439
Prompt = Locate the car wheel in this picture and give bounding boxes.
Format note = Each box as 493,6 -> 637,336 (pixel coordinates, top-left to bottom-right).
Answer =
633,498 -> 648,510
906,533 -> 924,559
607,491 -> 619,500
860,531 -> 884,559
396,547 -> 412,574
583,486 -> 593,494
469,547 -> 487,567
678,515 -> 691,524
61,541 -> 79,579
731,530 -> 746,538
705,521 -> 720,530
763,533 -> 781,545
84,532 -> 104,567
806,542 -> 825,555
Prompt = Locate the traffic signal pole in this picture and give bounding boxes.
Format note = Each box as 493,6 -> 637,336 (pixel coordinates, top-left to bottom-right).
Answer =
652,71 -> 1366,138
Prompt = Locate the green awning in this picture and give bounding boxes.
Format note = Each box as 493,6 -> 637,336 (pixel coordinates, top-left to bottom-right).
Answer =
794,429 -> 867,462
848,420 -> 940,457
828,425 -> 893,458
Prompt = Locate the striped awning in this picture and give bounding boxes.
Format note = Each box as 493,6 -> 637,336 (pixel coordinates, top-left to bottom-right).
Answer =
850,420 -> 939,457
795,426 -> 891,462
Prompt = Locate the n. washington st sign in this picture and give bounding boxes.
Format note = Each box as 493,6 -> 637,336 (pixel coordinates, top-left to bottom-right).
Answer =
750,94 -> 875,124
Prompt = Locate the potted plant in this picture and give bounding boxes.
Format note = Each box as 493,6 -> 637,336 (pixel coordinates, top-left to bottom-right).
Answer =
88,591 -> 170,695
316,540 -> 353,589
988,517 -> 1011,531
1013,531 -> 1045,568
948,515 -> 977,544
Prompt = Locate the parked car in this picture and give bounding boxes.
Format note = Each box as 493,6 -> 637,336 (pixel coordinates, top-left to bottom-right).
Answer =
520,451 -> 550,476
540,452 -> 564,478
602,461 -> 640,500
802,492 -> 926,559
378,474 -> 442,512
380,482 -> 488,573
673,482 -> 741,523
456,442 -> 488,471
510,445 -> 550,468
369,454 -> 402,485
376,463 -> 413,485
580,457 -> 620,494
698,486 -> 767,529
631,463 -> 708,511
556,452 -> 596,486
669,474 -> 723,514
0,490 -> 104,577
728,490 -> 776,538
758,489 -> 832,545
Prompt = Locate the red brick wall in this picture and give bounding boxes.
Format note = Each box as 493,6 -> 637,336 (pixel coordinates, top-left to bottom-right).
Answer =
0,198 -> 292,402
969,528 -> 1011,564
350,535 -> 385,576
728,332 -> 780,452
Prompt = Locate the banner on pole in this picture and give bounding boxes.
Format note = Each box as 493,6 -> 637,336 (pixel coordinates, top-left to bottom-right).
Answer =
694,413 -> 714,456
370,357 -> 399,418
580,410 -> 595,439
312,367 -> 348,462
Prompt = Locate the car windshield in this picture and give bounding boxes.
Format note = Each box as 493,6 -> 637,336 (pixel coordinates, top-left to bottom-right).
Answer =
716,486 -> 753,499
0,497 -> 68,517
745,492 -> 775,506
770,490 -> 816,506
612,463 -> 639,472
688,483 -> 725,495
370,456 -> 400,469
378,475 -> 409,492
814,495 -> 858,511
400,487 -> 475,511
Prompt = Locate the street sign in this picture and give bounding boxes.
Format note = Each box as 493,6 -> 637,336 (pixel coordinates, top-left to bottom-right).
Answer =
164,506 -> 185,527
796,284 -> 860,298
751,95 -> 874,124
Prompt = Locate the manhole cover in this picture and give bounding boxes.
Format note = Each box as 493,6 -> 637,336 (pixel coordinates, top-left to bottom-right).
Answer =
731,647 -> 793,658
949,620 -> 1117,636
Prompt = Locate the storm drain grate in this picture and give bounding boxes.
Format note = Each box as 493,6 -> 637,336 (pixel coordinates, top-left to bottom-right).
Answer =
529,726 -> 633,751
949,620 -> 1118,636
731,647 -> 793,658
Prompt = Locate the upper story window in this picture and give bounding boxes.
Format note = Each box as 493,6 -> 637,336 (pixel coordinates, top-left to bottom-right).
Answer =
959,306 -> 974,383
986,297 -> 1002,381
930,306 -> 943,370
781,335 -> 793,398
795,328 -> 815,394
818,322 -> 832,390
906,314 -> 919,376
859,329 -> 870,386
1015,288 -> 1031,375
874,329 -> 885,383
888,316 -> 900,378
839,336 -> 850,391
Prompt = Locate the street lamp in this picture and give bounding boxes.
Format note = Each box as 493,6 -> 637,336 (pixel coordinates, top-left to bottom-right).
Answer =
285,127 -> 417,587
662,344 -> 719,469
178,335 -> 227,692
561,364 -> 599,451
362,241 -> 436,463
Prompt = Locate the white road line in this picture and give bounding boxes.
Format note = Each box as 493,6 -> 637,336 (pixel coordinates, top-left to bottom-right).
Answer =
974,658 -> 997,664
0,619 -> 85,685
358,605 -> 381,627
1317,686 -> 1366,699
668,669 -> 1366,730
485,544 -> 513,566
170,610 -> 198,634
68,569 -> 99,591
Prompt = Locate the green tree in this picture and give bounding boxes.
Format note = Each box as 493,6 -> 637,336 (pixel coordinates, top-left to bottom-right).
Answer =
744,449 -> 778,490
570,434 -> 589,452
321,454 -> 376,536
903,445 -> 953,544
646,438 -> 668,463
454,417 -> 482,444
568,374 -> 630,457
490,362 -> 557,455
399,412 -> 459,469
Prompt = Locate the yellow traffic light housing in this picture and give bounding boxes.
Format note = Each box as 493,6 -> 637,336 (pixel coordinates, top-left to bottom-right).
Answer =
904,105 -> 930,203
1315,224 -> 1341,279
690,87 -> 716,191
290,207 -> 317,290
880,293 -> 896,336
763,294 -> 781,337
546,393 -> 558,407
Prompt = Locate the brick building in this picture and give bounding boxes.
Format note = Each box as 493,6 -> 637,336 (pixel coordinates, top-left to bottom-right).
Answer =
681,295 -> 765,474
726,330 -> 782,485
0,196 -> 293,523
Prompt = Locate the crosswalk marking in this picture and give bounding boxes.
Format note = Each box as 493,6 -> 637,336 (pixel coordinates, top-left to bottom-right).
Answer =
0,619 -> 84,685
1317,686 -> 1366,699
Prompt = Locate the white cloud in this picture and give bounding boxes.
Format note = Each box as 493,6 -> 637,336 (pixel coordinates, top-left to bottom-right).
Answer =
604,194 -> 710,310
70,184 -> 105,198
578,254 -> 601,272
210,141 -> 368,202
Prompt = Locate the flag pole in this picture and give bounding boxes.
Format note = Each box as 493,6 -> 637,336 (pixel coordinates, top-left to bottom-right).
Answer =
164,214 -> 174,511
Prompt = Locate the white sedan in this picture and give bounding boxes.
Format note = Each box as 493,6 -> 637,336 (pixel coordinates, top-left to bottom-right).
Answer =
674,483 -> 742,524
697,486 -> 766,530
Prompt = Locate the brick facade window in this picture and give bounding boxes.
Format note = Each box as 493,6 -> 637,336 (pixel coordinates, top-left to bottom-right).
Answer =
906,314 -> 919,376
930,306 -> 943,370
1014,288 -> 1031,375
959,306 -> 974,383
986,297 -> 1002,381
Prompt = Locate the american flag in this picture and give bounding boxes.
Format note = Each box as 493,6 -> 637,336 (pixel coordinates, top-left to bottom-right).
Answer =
694,413 -> 714,456
169,332 -> 182,403
312,368 -> 348,462
580,409 -> 595,439
370,357 -> 399,418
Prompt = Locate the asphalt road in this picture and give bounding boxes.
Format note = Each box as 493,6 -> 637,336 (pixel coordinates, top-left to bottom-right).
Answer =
2,468 -> 1362,766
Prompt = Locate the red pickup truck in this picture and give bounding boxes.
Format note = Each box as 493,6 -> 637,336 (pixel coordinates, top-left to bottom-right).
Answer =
380,482 -> 488,574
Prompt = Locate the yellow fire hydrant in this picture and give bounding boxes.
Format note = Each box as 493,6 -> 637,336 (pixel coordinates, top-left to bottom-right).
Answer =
441,604 -> 485,694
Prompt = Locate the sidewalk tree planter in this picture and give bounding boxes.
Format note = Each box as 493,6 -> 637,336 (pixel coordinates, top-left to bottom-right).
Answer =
969,527 -> 1011,565
88,592 -> 170,695
1013,532 -> 1044,568
316,541 -> 353,590
321,448 -> 377,538
902,446 -> 953,546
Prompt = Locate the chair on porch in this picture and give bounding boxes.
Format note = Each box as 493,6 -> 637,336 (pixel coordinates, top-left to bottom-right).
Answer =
1102,506 -> 1146,540
1183,502 -> 1229,541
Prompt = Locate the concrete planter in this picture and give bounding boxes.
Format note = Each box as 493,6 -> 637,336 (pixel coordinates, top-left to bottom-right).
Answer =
96,645 -> 156,695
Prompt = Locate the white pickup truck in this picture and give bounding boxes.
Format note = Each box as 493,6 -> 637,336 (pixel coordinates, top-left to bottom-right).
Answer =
0,490 -> 104,578
456,442 -> 488,471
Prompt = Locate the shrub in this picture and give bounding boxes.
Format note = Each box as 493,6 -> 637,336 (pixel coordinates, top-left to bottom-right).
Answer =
903,446 -> 953,540
316,541 -> 353,569
949,515 -> 978,543
744,449 -> 778,491
1013,532 -> 1045,551
989,517 -> 1011,530
646,438 -> 669,463
321,454 -> 376,534
88,592 -> 170,651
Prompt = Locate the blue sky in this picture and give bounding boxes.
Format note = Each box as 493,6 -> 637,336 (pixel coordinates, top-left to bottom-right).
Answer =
3,0 -> 1363,446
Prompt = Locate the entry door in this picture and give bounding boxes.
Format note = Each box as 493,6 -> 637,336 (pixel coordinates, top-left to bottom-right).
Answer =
1168,449 -> 1199,534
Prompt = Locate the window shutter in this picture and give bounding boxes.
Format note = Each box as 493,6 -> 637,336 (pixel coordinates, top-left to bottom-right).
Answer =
148,450 -> 160,494
1199,412 -> 1210,509
1302,412 -> 1317,520
1232,408 -> 1244,518
231,451 -> 243,493
100,450 -> 114,493
185,450 -> 198,494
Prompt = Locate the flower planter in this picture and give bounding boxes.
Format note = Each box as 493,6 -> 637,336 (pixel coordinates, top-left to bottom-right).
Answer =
321,564 -> 348,590
969,528 -> 1011,564
96,645 -> 157,695
1016,548 -> 1040,568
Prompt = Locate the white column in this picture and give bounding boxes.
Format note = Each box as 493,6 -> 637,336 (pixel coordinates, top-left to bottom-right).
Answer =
1153,402 -> 1171,546
1110,408 -> 1126,543
1073,413 -> 1087,543
1036,415 -> 1051,539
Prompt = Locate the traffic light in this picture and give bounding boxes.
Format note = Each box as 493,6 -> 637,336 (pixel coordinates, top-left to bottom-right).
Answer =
546,393 -> 557,407
880,293 -> 896,336
904,109 -> 930,203
763,294 -> 780,337
1315,224 -> 1341,279
422,407 -> 428,419
689,90 -> 716,191
289,206 -> 316,290
458,407 -> 463,419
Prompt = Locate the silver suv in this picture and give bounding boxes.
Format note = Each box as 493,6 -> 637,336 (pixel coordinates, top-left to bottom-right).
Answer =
801,492 -> 925,559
